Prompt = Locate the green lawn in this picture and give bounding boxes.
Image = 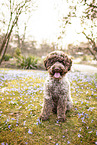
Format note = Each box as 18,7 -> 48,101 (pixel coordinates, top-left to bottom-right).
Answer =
0,69 -> 97,145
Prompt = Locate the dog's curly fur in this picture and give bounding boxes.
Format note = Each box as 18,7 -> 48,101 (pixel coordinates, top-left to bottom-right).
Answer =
40,51 -> 73,122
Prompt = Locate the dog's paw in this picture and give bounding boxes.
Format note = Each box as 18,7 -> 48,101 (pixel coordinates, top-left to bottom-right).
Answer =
58,117 -> 66,122
39,115 -> 49,121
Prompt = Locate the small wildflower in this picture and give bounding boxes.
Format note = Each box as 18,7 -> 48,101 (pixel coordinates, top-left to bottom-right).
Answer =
88,131 -> 93,133
67,141 -> 70,144
79,128 -> 81,131
63,135 -> 65,138
37,118 -> 41,124
95,142 -> 97,145
75,108 -> 77,110
56,120 -> 59,123
86,91 -> 88,94
78,134 -> 81,137
23,121 -> 26,126
1,143 -> 5,145
8,125 -> 11,129
82,120 -> 86,123
28,129 -> 33,134
81,101 -> 83,104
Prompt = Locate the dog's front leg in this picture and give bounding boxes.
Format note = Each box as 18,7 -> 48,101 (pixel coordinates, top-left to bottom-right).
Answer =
40,98 -> 52,121
57,96 -> 67,122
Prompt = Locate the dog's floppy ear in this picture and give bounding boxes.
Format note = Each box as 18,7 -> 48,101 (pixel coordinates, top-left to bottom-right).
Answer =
44,52 -> 55,70
44,55 -> 53,70
44,58 -> 48,70
65,57 -> 72,72
62,56 -> 72,72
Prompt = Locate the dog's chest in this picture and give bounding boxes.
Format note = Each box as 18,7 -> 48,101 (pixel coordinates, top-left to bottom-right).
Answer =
50,80 -> 64,97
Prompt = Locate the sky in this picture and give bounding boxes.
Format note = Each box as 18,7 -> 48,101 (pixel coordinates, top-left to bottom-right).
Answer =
0,0 -> 89,48
19,0 -> 88,48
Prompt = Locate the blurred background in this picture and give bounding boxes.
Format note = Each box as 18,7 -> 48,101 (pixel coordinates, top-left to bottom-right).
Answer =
0,0 -> 97,69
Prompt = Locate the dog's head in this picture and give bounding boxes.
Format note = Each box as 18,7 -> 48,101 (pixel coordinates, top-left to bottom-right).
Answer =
44,51 -> 72,79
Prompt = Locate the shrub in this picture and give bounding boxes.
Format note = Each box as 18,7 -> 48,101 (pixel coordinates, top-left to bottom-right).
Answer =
4,54 -> 12,61
17,55 -> 39,69
14,48 -> 21,58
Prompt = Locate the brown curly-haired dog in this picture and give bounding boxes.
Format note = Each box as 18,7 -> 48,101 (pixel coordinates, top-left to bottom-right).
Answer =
40,51 -> 73,122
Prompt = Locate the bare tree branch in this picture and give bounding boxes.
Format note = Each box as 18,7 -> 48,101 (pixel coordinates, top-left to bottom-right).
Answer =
0,0 -> 32,64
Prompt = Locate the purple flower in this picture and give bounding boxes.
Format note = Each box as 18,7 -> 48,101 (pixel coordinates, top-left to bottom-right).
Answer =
81,101 -> 83,104
28,129 -> 33,134
82,120 -> 86,123
8,125 -> 11,129
79,128 -> 81,131
88,131 -> 93,133
75,108 -> 77,110
37,118 -> 41,124
63,135 -> 65,138
67,141 -> 70,144
1,143 -> 5,145
23,121 -> 26,126
95,142 -> 97,145
86,91 -> 88,94
56,120 -> 59,123
78,134 -> 81,137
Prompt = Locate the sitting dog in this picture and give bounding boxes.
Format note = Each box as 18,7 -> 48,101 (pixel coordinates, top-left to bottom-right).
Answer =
40,51 -> 73,122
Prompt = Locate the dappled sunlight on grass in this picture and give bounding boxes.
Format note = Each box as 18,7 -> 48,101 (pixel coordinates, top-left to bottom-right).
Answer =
0,69 -> 97,144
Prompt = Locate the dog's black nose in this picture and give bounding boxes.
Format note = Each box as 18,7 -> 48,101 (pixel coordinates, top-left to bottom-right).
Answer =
55,68 -> 60,72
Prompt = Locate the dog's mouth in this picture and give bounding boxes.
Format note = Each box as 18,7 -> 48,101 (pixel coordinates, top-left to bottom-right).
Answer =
54,72 -> 61,79
51,68 -> 64,79
48,62 -> 67,79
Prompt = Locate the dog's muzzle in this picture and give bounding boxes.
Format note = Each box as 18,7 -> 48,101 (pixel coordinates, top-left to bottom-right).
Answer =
48,62 -> 66,79
53,68 -> 61,79
50,67 -> 63,79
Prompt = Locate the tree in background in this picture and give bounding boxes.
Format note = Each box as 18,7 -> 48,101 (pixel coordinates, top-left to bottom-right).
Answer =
0,0 -> 33,64
62,0 -> 97,59
81,0 -> 97,59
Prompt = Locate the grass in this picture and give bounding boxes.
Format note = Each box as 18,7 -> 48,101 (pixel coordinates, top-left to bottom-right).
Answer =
0,68 -> 97,145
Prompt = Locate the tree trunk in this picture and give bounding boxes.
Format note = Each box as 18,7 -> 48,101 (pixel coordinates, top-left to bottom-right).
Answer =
0,34 -> 8,56
0,19 -> 16,64
0,1 -> 29,65
86,47 -> 97,60
82,31 -> 97,60
0,35 -> 10,64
